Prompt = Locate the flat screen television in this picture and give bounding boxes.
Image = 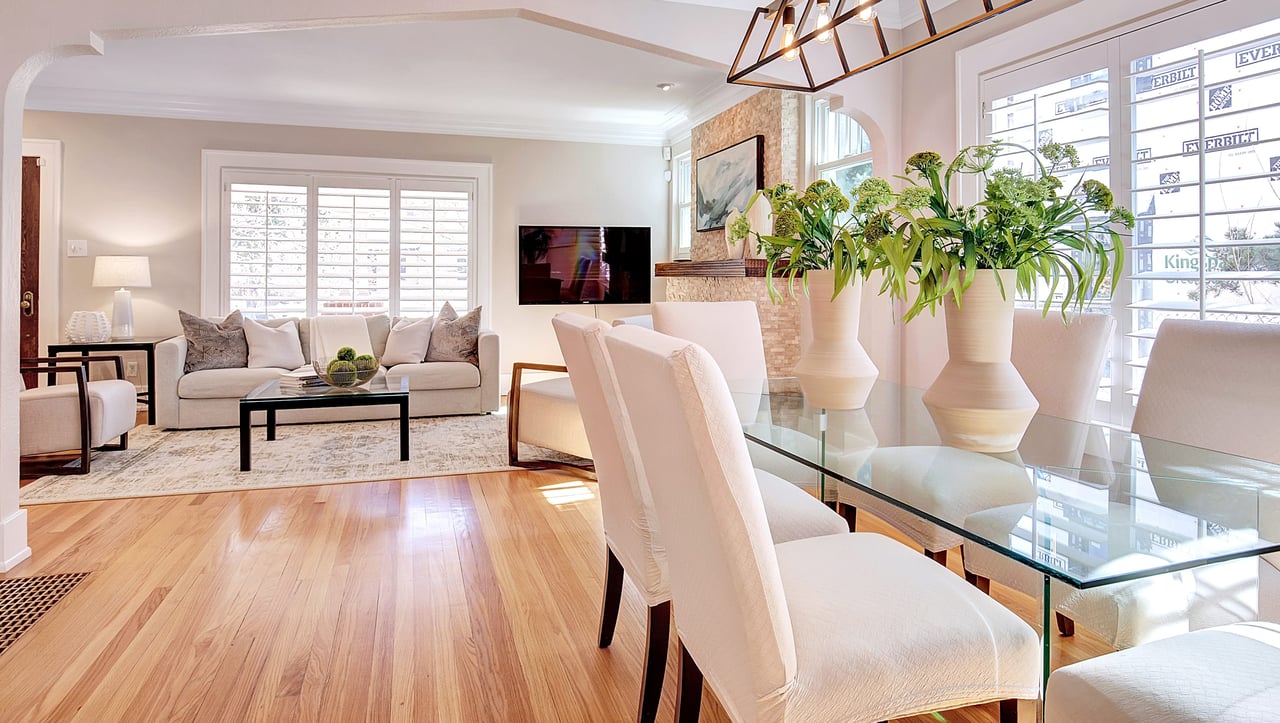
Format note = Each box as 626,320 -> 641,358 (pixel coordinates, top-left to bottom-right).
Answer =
518,225 -> 652,305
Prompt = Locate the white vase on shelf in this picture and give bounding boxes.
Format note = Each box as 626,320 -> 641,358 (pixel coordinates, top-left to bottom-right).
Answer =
65,311 -> 112,343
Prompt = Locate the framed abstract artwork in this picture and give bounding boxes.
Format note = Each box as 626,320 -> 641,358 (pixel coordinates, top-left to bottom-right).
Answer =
694,135 -> 763,232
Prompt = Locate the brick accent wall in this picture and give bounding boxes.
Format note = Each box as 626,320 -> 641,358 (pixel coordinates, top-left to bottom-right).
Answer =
678,90 -> 803,375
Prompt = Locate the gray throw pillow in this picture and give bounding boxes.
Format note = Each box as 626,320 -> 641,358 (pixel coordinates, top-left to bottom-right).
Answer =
180,309 -> 249,373
426,302 -> 481,366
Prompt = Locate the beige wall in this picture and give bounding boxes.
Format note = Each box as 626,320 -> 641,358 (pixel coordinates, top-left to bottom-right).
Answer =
23,111 -> 668,379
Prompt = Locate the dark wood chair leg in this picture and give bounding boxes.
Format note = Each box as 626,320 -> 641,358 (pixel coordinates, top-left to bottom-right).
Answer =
999,698 -> 1018,723
964,571 -> 992,594
675,639 -> 703,723
838,503 -> 857,531
1056,612 -> 1075,637
598,547 -> 625,648
926,548 -> 947,566
637,602 -> 670,723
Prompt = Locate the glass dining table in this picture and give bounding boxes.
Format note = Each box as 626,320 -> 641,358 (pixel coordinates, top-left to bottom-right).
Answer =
735,378 -> 1280,699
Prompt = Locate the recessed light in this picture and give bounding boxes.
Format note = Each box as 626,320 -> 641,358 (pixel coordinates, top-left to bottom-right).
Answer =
656,82 -> 675,92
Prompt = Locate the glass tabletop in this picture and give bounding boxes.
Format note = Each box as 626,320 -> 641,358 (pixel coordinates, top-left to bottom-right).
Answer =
738,378 -> 1280,590
245,375 -> 409,401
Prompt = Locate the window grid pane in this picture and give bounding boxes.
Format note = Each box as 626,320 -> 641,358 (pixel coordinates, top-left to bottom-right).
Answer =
400,189 -> 472,316
316,186 -> 392,316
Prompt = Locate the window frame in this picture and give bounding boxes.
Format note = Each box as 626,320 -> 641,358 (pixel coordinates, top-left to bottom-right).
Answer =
811,97 -> 874,192
202,150 -> 492,320
671,150 -> 693,260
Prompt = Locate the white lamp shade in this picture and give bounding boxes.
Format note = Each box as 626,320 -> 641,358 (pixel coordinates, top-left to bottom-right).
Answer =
93,255 -> 151,288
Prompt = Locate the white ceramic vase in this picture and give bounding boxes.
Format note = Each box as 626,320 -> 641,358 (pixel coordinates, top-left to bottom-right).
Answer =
65,310 -> 112,343
922,269 -> 1039,453
793,269 -> 879,409
724,207 -> 746,259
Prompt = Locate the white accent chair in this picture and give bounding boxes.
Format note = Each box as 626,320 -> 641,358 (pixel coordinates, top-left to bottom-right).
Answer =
552,313 -> 847,723
845,311 -> 1115,565
604,325 -> 1040,723
506,361 -> 592,471
19,356 -> 137,475
1045,319 -> 1280,650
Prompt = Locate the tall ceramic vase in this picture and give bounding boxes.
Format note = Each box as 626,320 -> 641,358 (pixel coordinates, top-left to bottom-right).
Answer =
922,269 -> 1038,453
793,269 -> 879,409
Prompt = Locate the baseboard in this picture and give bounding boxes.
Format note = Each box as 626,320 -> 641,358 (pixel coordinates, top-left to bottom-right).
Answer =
0,508 -> 31,572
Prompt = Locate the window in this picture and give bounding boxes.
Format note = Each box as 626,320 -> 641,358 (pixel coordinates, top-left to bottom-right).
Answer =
672,152 -> 692,259
813,98 -> 874,196
204,151 -> 491,319
981,1 -> 1280,427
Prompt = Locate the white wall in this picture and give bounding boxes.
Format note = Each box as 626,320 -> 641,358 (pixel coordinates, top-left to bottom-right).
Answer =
22,110 -> 669,378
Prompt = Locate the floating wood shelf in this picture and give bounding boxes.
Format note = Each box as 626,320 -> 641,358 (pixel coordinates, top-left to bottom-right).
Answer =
654,259 -> 783,278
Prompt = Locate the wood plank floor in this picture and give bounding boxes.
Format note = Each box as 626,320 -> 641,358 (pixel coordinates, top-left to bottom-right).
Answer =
0,470 -> 1112,722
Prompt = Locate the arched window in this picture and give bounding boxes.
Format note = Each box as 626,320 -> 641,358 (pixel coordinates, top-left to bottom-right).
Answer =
813,98 -> 873,196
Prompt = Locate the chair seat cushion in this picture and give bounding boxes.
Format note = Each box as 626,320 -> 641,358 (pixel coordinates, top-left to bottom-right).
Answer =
773,532 -> 1040,722
516,376 -> 590,459
754,468 -> 848,544
178,367 -> 292,399
21,379 -> 137,453
386,361 -> 480,391
1046,621 -> 1280,722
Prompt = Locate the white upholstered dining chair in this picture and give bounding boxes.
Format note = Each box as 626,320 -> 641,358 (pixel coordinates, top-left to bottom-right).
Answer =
604,324 -> 1039,723
1045,319 -> 1280,651
551,313 -> 846,723
844,311 -> 1115,566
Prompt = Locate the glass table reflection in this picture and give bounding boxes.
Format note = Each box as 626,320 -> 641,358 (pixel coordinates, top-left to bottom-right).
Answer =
736,378 -> 1280,694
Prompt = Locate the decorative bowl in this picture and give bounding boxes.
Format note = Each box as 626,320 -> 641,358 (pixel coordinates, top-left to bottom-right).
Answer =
313,355 -> 379,388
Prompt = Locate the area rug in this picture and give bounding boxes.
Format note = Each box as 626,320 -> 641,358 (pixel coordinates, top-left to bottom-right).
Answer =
20,413 -> 582,505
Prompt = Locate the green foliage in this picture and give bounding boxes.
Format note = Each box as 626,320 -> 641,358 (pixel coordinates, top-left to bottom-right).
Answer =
336,346 -> 357,362
745,179 -> 889,303
354,354 -> 378,371
877,142 -> 1133,321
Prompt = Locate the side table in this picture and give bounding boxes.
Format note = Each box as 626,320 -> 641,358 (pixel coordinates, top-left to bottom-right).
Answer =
47,336 -> 175,425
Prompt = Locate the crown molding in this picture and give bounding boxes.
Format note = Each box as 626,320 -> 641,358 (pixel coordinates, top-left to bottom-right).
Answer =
661,80 -> 757,143
25,86 -> 672,147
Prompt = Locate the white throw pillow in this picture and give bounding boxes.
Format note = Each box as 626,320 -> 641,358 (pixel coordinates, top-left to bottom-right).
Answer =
382,316 -> 435,366
243,318 -> 307,369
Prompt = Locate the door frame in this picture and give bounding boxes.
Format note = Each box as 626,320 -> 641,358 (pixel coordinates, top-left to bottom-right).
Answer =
22,138 -> 61,379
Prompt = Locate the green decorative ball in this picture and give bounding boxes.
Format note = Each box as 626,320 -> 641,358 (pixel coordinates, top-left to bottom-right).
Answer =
327,359 -> 357,376
336,346 -> 357,362
354,354 -> 377,371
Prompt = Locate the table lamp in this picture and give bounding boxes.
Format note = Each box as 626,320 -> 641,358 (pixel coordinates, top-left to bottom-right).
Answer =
92,255 -> 151,340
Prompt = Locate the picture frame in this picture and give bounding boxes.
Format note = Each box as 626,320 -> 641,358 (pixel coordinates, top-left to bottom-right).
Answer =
695,135 -> 764,232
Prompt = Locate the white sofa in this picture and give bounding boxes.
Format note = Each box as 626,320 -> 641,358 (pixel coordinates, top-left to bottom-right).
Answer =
156,315 -> 499,429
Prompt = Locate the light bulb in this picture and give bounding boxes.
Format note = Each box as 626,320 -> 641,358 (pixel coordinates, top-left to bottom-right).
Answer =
855,4 -> 877,24
781,4 -> 798,61
816,0 -> 832,44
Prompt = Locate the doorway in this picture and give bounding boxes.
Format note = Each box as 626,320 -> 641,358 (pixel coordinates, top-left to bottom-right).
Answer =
20,155 -> 39,388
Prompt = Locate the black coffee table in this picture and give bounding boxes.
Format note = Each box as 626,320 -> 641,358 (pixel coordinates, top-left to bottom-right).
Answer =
239,377 -> 410,471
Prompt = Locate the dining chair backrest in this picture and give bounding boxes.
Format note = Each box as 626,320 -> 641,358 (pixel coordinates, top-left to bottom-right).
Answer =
552,313 -> 668,604
1012,310 -> 1114,423
605,325 -> 796,719
1132,319 -> 1280,465
651,301 -> 768,381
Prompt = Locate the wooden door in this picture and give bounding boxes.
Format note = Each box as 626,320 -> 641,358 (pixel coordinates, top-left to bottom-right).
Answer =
20,156 -> 40,388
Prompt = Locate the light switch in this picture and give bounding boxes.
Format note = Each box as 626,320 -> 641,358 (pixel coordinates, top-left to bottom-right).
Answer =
67,239 -> 88,257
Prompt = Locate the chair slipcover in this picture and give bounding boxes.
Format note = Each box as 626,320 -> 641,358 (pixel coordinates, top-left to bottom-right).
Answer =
605,325 -> 1039,722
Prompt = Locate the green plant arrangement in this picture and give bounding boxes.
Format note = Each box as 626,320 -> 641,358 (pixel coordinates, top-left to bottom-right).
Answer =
875,142 -> 1135,321
734,179 -> 896,303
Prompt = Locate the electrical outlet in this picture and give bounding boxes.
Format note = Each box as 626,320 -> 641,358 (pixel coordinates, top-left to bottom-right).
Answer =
125,361 -> 139,378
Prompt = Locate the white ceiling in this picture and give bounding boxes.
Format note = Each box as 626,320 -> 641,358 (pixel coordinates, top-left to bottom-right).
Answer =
27,16 -> 751,145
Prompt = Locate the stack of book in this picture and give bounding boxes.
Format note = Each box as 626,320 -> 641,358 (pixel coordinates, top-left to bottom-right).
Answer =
280,368 -> 327,391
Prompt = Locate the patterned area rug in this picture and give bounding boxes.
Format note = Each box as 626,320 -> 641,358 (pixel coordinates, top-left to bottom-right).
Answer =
20,413 -> 582,505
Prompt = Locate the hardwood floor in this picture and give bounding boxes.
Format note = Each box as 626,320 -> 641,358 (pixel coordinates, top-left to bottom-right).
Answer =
0,470 -> 1112,722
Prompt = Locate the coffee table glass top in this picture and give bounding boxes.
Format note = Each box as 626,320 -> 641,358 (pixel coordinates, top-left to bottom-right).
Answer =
737,378 -> 1280,589
245,375 -> 409,401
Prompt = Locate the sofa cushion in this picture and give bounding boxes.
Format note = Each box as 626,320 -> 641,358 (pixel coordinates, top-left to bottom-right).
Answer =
180,310 -> 248,373
427,302 -> 481,366
382,317 -> 434,365
386,361 -> 480,391
179,367 -> 289,399
244,318 -> 306,369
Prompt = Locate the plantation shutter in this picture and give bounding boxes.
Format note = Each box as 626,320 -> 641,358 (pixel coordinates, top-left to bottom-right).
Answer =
226,178 -> 310,319
316,182 -> 392,316
398,180 -> 474,316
